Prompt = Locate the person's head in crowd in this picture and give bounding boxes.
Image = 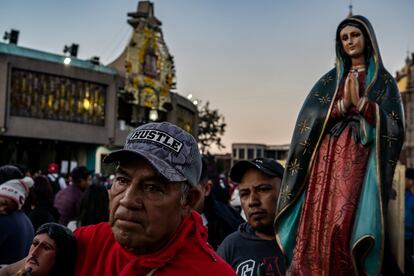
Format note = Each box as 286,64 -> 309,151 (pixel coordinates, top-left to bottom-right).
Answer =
0,164 -> 24,185
103,121 -> 202,254
193,157 -> 213,213
24,175 -> 55,210
0,176 -> 34,215
10,163 -> 31,177
21,223 -> 76,276
70,166 -> 93,190
230,158 -> 284,239
406,168 -> 414,190
77,184 -> 109,227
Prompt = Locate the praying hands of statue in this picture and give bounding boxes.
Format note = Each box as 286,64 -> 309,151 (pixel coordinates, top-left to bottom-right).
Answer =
343,72 -> 360,109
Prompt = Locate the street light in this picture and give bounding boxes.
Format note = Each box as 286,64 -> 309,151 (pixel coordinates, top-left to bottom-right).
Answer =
63,57 -> 71,65
149,109 -> 158,121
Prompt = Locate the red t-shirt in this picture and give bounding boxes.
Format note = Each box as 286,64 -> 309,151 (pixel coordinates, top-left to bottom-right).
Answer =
74,211 -> 235,276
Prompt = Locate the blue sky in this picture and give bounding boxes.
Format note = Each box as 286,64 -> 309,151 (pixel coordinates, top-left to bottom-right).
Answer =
1,0 -> 413,152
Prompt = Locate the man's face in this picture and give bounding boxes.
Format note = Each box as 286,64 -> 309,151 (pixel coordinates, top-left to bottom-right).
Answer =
24,233 -> 56,276
109,157 -> 188,254
79,175 -> 92,190
238,168 -> 281,238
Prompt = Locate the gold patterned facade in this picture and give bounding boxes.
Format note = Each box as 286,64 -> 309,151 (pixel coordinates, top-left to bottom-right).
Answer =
124,1 -> 176,114
10,69 -> 106,126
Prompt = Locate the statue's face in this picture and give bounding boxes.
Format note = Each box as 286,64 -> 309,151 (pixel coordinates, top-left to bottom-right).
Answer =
25,233 -> 57,276
340,25 -> 365,59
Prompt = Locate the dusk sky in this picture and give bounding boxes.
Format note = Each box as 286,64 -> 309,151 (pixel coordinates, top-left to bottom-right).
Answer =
1,0 -> 414,153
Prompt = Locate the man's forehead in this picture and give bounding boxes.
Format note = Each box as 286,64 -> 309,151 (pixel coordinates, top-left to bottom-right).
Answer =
116,161 -> 169,183
239,169 -> 280,187
239,181 -> 274,189
240,167 -> 273,181
117,157 -> 155,172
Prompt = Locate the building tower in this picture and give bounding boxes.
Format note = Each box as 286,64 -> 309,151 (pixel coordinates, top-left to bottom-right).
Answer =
396,53 -> 414,166
111,1 -> 177,127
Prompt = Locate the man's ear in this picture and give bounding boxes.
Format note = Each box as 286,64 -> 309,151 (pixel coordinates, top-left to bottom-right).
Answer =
182,187 -> 202,215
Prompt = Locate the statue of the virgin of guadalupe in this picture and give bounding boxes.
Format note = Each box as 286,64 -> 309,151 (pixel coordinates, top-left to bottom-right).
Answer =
274,15 -> 404,275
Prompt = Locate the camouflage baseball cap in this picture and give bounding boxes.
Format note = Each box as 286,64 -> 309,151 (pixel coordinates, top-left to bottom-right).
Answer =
104,122 -> 202,186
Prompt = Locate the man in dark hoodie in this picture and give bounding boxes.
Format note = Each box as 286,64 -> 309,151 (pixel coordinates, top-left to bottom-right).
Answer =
193,157 -> 244,250
218,158 -> 285,276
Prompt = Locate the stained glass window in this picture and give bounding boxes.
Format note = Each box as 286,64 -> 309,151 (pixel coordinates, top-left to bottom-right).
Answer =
10,68 -> 107,126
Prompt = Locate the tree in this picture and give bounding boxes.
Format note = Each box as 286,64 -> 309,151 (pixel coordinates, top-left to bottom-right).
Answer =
198,101 -> 226,154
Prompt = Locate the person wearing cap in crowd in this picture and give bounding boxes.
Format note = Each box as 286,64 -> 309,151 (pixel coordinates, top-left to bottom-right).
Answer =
193,157 -> 244,250
0,166 -> 35,265
73,122 -> 235,275
0,165 -> 24,186
405,168 -> 414,275
217,158 -> 286,276
0,222 -> 77,276
46,163 -> 67,195
54,166 -> 93,225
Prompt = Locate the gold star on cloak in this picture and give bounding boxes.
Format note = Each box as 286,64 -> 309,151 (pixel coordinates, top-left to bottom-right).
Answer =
382,135 -> 398,147
320,74 -> 333,86
287,158 -> 302,176
318,96 -> 331,105
297,119 -> 311,134
299,139 -> 312,155
388,111 -> 400,125
280,184 -> 293,202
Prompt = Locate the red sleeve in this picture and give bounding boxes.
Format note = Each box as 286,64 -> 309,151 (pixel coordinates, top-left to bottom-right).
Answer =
330,99 -> 342,119
359,100 -> 376,125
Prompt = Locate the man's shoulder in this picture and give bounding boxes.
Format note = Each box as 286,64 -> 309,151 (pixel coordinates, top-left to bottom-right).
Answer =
171,244 -> 236,275
74,222 -> 114,249
55,185 -> 80,201
219,225 -> 245,248
74,223 -> 137,276
55,186 -> 69,198
0,211 -> 33,232
75,222 -> 111,240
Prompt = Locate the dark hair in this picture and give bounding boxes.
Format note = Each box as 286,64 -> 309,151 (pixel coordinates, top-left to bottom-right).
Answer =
71,166 -> 92,185
406,168 -> 414,180
77,184 -> 109,227
28,175 -> 54,207
337,21 -> 373,71
35,223 -> 77,276
0,165 -> 24,184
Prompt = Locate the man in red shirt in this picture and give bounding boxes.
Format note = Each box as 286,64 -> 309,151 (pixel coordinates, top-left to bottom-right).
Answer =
75,122 -> 235,275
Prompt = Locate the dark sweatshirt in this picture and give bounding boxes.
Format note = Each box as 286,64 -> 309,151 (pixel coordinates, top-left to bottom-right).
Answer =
217,222 -> 285,276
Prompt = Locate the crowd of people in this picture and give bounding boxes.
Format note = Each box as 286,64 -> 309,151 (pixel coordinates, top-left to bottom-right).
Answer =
0,124 -> 411,275
0,121 -> 289,276
0,14 -> 411,276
